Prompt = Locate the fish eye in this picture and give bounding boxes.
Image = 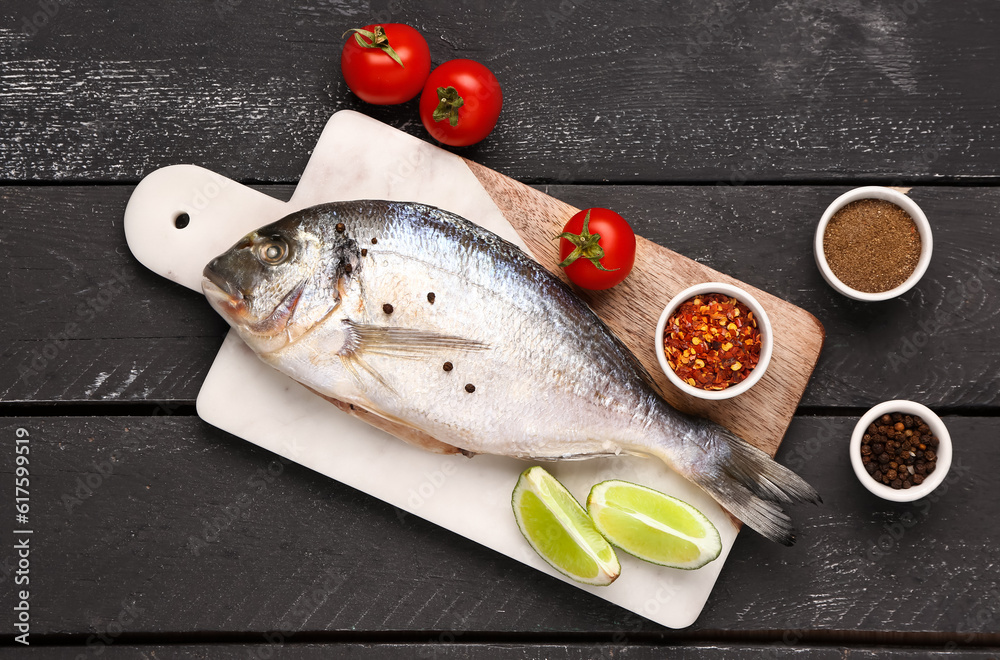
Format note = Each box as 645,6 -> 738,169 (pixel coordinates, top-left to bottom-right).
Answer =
256,238 -> 289,265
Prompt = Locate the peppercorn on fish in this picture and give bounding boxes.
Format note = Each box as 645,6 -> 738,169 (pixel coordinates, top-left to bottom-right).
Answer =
202,200 -> 820,545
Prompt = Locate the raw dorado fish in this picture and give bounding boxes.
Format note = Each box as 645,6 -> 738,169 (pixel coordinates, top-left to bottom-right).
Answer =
202,200 -> 819,545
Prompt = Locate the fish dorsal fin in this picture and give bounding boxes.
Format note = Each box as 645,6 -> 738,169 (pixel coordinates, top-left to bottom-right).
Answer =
340,321 -> 490,360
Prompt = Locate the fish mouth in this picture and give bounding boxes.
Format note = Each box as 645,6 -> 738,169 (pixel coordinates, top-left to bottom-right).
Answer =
202,260 -> 247,319
202,267 -> 311,354
203,259 -> 243,300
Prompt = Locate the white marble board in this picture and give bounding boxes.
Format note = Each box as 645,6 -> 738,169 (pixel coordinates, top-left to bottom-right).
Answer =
123,110 -> 740,629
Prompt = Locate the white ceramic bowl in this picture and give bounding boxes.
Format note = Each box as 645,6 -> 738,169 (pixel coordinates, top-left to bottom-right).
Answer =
654,282 -> 773,400
850,400 -> 952,502
814,186 -> 933,301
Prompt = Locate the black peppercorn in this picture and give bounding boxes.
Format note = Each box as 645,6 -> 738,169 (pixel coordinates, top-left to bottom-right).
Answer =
859,410 -> 943,491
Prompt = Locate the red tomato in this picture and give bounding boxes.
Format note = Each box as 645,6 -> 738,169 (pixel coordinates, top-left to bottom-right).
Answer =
341,24 -> 430,105
557,208 -> 636,290
419,59 -> 502,146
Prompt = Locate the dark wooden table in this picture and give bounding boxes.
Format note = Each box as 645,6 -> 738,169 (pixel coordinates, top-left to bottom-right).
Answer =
3,1 -> 1000,657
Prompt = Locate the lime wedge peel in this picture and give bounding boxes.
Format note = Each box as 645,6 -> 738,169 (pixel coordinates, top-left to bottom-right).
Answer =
512,467 -> 621,586
587,480 -> 722,570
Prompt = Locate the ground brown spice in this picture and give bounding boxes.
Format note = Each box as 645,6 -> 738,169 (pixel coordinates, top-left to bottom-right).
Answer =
823,198 -> 922,293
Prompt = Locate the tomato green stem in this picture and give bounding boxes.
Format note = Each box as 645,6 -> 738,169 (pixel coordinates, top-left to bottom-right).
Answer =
342,25 -> 404,67
556,210 -> 618,272
432,86 -> 464,126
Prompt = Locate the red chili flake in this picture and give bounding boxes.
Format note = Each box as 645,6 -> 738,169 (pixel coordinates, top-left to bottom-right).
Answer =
663,293 -> 761,391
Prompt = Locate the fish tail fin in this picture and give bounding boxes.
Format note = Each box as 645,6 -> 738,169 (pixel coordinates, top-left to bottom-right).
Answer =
656,420 -> 821,546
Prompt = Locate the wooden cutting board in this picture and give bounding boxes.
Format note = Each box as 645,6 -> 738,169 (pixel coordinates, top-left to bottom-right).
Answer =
464,160 -> 825,454
123,110 -> 823,629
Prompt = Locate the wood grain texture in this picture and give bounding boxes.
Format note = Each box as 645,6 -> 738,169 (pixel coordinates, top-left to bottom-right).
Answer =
1,0 -> 999,183
1,645 -> 998,659
0,185 -> 286,404
3,185 -> 998,410
3,415 -> 996,637
3,0 -> 999,651
466,158 -> 823,458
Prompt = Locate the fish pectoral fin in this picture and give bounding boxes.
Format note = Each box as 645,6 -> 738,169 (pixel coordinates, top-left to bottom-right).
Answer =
343,321 -> 489,360
339,320 -> 486,395
340,353 -> 398,396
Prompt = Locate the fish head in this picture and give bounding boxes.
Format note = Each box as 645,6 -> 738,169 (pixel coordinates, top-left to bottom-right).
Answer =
202,212 -> 350,355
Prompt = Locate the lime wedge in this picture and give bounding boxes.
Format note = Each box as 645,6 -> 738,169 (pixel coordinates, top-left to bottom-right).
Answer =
512,467 -> 621,586
587,480 -> 722,570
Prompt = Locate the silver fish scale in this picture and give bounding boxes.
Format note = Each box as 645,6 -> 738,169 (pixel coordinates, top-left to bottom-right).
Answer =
304,200 -> 668,459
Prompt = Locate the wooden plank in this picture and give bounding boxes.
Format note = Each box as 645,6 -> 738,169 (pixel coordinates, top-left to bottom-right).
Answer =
1,1 -> 998,183
2,415 -> 996,636
0,644 -> 997,659
2,185 -> 997,410
0,185 -> 284,404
